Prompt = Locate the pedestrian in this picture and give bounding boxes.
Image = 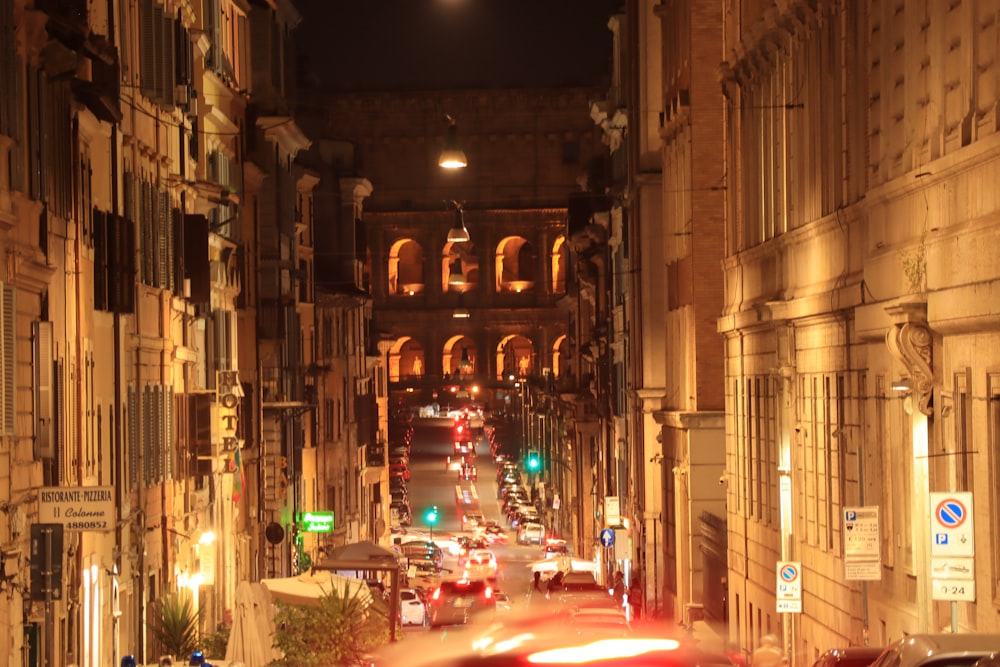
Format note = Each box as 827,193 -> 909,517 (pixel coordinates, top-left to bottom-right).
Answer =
626,577 -> 643,619
546,571 -> 564,598
612,571 -> 625,608
751,635 -> 786,667
533,570 -> 543,592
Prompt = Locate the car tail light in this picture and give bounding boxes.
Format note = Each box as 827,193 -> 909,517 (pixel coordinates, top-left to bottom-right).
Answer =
432,587 -> 442,600
484,586 -> 493,600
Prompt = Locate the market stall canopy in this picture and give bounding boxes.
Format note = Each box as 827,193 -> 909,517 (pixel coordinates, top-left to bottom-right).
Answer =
528,556 -> 599,574
260,568 -> 372,607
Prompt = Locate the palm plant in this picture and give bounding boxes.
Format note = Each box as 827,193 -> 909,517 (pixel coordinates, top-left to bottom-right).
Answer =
272,581 -> 389,667
149,593 -> 201,660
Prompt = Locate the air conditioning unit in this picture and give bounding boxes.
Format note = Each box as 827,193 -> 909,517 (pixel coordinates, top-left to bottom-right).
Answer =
682,603 -> 704,626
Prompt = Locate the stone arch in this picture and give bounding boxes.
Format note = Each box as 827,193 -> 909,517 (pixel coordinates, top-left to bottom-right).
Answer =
551,235 -> 568,294
496,333 -> 535,380
388,238 -> 425,295
388,336 -> 425,381
551,334 -> 567,378
440,240 -> 479,293
495,235 -> 537,293
443,334 -> 477,378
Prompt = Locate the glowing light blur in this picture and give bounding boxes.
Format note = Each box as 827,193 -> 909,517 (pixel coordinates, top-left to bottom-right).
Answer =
526,638 -> 681,664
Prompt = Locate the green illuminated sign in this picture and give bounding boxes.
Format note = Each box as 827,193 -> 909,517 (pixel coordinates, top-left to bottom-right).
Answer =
298,511 -> 335,533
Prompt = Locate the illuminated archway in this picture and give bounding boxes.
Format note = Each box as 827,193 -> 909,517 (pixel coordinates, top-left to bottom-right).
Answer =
551,235 -> 568,293
496,334 -> 535,380
388,238 -> 425,295
551,334 -> 567,378
388,336 -> 426,381
440,240 -> 479,293
443,335 -> 477,378
494,236 -> 537,293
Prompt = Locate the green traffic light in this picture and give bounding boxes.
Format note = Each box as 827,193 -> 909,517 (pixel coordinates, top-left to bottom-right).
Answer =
425,507 -> 439,525
527,452 -> 540,471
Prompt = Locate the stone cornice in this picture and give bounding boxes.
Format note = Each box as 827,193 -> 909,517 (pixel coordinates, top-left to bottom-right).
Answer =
257,117 -> 311,159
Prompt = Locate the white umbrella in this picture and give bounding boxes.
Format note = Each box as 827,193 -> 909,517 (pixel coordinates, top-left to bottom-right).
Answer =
225,581 -> 271,667
251,581 -> 282,663
261,568 -> 373,607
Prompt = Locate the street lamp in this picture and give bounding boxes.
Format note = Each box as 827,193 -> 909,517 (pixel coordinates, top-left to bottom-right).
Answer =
447,200 -> 471,243
439,115 -> 468,169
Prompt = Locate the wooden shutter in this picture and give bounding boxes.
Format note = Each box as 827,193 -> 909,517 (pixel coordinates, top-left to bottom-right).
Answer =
0,283 -> 14,436
189,393 -> 214,476
128,385 -> 139,490
33,321 -> 54,458
93,209 -> 109,310
139,0 -> 156,98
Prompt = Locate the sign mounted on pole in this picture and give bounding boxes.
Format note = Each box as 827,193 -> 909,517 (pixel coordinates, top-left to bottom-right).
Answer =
929,492 -> 974,557
775,561 -> 802,613
843,506 -> 881,580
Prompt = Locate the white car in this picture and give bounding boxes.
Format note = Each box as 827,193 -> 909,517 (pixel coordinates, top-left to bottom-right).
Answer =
462,549 -> 498,579
494,591 -> 513,614
400,588 -> 428,626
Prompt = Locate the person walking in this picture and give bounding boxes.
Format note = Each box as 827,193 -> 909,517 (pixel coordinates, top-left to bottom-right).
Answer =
612,571 -> 626,609
751,634 -> 786,667
626,577 -> 643,619
533,570 -> 543,593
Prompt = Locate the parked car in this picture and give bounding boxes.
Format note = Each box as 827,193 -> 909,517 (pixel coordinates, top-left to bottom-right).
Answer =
400,588 -> 428,626
868,635 -> 1000,667
542,540 -> 570,558
811,647 -> 885,667
428,578 -> 496,628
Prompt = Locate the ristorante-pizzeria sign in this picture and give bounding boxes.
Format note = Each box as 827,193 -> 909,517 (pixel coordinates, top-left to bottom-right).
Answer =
39,486 -> 115,532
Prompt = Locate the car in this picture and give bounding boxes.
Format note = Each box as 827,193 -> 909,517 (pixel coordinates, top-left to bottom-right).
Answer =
462,549 -> 498,578
459,462 -> 477,481
811,647 -> 885,667
868,634 -> 1000,667
542,540 -> 570,558
567,608 -> 631,637
389,463 -> 410,480
427,578 -> 496,627
494,591 -> 513,614
400,588 -> 428,626
517,521 -> 545,545
458,537 -> 488,562
462,512 -> 485,529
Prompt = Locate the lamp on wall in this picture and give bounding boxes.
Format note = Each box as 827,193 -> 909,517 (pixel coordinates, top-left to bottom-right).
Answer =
447,200 -> 470,243
438,114 -> 468,169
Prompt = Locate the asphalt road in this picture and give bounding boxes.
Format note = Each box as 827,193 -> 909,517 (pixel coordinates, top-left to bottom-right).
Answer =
400,417 -> 541,624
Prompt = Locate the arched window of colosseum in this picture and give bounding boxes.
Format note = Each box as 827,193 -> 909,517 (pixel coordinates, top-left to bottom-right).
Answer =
496,334 -> 535,380
551,235 -> 568,293
443,335 -> 477,378
388,336 -> 425,382
495,236 -> 537,293
388,238 -> 426,295
441,241 -> 479,293
551,334 -> 567,378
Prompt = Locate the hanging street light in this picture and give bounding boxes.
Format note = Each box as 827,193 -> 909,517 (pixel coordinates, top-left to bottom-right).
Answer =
438,114 -> 468,169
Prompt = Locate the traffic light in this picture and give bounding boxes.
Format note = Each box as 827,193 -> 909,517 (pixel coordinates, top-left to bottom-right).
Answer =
425,506 -> 439,526
526,451 -> 540,472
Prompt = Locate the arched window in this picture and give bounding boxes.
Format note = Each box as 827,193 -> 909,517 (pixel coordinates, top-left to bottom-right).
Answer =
388,238 -> 425,295
495,236 -> 536,293
551,235 -> 568,293
441,241 -> 479,293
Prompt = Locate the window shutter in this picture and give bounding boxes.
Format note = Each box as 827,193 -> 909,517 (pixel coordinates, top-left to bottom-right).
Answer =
55,360 -> 66,483
34,321 -> 54,458
93,209 -> 109,310
128,385 -> 139,490
189,393 -> 213,476
0,283 -> 14,436
160,11 -> 176,108
139,0 -> 155,98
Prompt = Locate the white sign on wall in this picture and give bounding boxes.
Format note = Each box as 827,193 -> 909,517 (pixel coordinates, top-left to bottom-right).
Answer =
776,561 -> 802,613
39,486 -> 115,532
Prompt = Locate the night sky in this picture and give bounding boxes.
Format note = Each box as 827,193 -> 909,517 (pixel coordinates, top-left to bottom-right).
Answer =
294,0 -> 621,91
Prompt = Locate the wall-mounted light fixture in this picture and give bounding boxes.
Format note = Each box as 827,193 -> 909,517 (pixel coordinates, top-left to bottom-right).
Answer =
438,114 -> 468,169
891,377 -> 913,392
447,200 -> 470,243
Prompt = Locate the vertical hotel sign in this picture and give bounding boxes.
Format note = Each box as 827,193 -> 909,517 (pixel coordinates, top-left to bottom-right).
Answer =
217,370 -> 243,452
218,370 -> 246,503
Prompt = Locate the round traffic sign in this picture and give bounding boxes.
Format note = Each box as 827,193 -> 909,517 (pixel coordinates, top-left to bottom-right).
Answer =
935,498 -> 967,528
600,528 -> 615,547
779,564 -> 799,582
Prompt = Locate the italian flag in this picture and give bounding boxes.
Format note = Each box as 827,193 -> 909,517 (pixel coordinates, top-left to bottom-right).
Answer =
231,445 -> 246,503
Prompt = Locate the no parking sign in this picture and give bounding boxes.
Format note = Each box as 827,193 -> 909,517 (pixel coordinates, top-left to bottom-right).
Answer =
776,561 -> 802,613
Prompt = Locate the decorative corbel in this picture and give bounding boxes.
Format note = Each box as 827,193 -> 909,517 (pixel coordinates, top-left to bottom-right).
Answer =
885,303 -> 934,415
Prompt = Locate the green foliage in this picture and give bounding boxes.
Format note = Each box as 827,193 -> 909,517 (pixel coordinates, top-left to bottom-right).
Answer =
149,594 -> 201,659
898,236 -> 927,294
201,624 -> 230,661
271,582 -> 390,667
